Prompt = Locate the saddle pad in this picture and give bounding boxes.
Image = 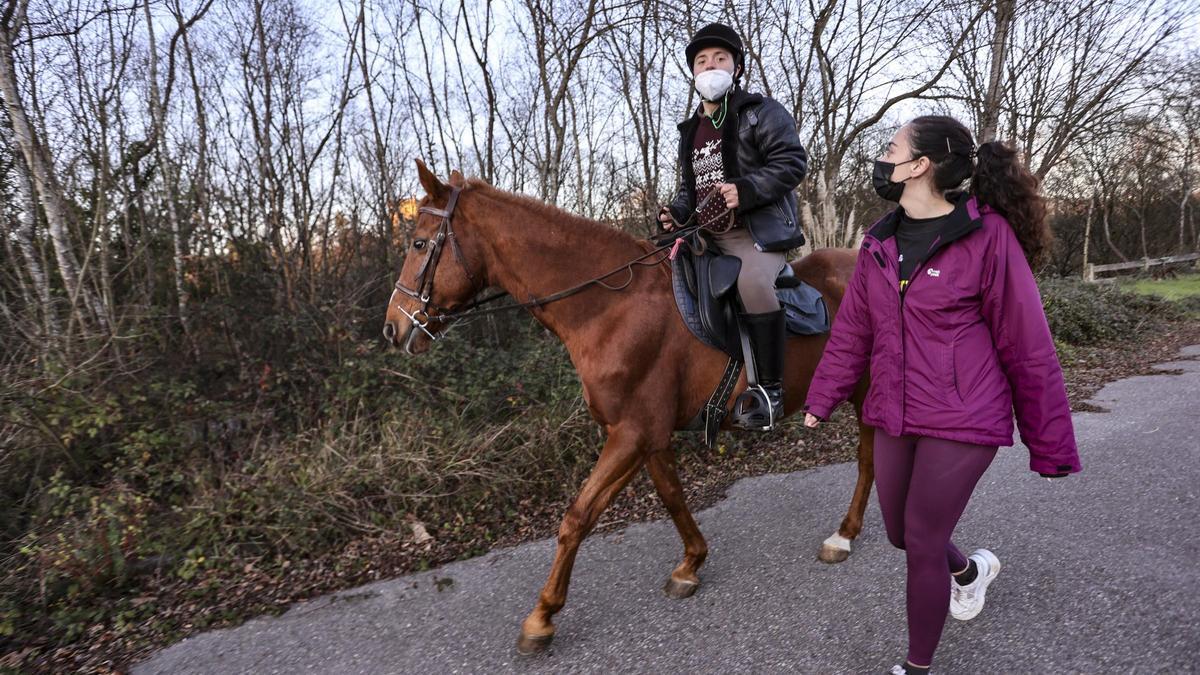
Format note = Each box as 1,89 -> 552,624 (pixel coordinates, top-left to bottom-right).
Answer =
779,280 -> 830,335
671,254 -> 830,354
671,253 -> 724,352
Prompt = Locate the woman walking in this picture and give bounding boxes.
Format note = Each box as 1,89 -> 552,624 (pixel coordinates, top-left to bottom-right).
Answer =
801,115 -> 1082,674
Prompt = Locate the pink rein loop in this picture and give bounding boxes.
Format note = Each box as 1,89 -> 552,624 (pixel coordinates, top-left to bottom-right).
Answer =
668,237 -> 685,261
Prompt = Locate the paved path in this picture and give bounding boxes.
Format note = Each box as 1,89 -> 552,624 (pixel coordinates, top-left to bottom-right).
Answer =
136,345 -> 1200,674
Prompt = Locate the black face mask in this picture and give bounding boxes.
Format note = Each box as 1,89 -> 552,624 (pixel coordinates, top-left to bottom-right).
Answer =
872,157 -> 922,202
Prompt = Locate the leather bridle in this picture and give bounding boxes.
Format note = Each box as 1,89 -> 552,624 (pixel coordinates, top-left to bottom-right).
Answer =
388,186 -> 715,354
388,186 -> 479,353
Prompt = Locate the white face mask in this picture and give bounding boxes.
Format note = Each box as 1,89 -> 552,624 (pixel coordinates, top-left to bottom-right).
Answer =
694,69 -> 734,102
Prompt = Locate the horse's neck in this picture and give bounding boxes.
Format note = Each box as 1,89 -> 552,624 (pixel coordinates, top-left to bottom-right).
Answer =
472,191 -> 654,339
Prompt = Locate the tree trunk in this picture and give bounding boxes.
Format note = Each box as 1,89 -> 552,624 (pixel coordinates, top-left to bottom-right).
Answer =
1081,190 -> 1094,279
0,15 -> 104,331
1102,196 -> 1127,262
143,0 -> 191,337
2,115 -> 56,336
979,0 -> 1015,143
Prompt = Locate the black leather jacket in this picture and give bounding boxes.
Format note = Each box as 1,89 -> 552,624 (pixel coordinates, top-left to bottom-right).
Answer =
668,88 -> 808,252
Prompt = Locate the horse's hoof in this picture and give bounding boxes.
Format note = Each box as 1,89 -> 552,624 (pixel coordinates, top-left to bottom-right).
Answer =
818,533 -> 852,564
516,631 -> 554,656
663,576 -> 699,599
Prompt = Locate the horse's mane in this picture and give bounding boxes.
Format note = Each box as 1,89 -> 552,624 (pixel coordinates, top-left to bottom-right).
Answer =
466,178 -> 643,250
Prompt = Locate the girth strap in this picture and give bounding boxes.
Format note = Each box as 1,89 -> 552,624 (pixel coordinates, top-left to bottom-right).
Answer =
692,356 -> 743,449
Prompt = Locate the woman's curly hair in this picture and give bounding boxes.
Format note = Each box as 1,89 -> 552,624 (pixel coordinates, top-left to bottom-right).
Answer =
907,115 -> 1052,268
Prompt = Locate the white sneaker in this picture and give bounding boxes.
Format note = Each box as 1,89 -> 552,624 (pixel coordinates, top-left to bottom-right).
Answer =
889,666 -> 907,675
950,548 -> 1001,621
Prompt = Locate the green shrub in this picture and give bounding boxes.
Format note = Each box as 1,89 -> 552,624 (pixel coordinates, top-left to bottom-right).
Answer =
1040,277 -> 1180,345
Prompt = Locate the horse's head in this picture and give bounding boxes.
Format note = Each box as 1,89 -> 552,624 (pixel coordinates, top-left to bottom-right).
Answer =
384,160 -> 486,354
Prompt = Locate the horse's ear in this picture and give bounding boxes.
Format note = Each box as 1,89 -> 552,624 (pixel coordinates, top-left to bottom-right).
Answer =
416,159 -> 447,198
448,169 -> 465,187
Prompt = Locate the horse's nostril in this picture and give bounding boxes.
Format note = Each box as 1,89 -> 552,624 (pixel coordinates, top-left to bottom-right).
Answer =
383,322 -> 396,343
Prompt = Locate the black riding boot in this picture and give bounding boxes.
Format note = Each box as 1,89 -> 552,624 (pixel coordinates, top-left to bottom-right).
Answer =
731,309 -> 786,431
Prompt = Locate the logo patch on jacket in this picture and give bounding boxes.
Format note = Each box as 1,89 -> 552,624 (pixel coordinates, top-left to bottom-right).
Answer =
927,268 -> 941,277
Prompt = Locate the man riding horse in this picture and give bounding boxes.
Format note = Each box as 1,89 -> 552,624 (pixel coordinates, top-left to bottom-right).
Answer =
659,22 -> 809,432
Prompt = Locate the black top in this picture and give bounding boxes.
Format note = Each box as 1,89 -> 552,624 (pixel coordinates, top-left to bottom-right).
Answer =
896,211 -> 950,288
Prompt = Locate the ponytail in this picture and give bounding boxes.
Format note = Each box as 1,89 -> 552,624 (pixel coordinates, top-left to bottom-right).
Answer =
907,116 -> 1052,269
970,140 -> 1052,269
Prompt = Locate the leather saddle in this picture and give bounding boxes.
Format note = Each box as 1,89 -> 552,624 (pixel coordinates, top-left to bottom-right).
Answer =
667,232 -> 830,359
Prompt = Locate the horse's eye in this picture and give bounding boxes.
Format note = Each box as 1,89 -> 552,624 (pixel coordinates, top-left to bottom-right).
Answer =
412,239 -> 427,251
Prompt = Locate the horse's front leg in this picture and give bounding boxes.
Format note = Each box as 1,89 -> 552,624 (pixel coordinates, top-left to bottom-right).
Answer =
645,448 -> 708,598
819,408 -> 876,564
516,425 -> 647,655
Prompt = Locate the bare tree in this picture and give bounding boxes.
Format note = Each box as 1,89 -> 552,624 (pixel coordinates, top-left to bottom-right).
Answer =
976,0 -> 1013,143
515,0 -> 633,204
0,0 -> 106,331
143,0 -> 214,336
801,0 -> 993,247
996,0 -> 1184,181
1168,52 -> 1200,251
1,109 -> 54,336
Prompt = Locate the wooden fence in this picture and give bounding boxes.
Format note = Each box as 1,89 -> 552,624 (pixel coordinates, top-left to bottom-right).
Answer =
1085,252 -> 1200,282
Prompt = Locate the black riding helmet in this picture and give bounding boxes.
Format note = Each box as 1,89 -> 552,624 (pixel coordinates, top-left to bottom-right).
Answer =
685,22 -> 745,78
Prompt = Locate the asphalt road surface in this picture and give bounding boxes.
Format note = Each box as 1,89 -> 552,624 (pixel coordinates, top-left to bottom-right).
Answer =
136,345 -> 1200,674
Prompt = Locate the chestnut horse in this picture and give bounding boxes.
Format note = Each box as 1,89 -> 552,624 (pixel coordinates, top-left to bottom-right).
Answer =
384,161 -> 874,655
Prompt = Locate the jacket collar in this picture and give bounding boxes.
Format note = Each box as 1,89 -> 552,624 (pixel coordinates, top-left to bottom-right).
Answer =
677,87 -> 763,131
866,191 -> 983,252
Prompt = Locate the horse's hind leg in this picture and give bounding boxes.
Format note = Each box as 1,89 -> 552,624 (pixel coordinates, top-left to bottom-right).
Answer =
819,410 -> 876,564
517,425 -> 647,655
646,449 -> 708,599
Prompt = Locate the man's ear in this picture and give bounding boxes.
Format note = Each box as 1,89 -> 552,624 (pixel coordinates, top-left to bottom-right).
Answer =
416,159 -> 448,198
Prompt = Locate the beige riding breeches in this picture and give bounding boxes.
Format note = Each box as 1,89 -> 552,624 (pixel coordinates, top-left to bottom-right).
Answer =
710,226 -> 786,313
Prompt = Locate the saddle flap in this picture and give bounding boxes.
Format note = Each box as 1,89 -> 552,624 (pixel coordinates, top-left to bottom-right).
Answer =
709,255 -> 742,299
681,249 -> 699,296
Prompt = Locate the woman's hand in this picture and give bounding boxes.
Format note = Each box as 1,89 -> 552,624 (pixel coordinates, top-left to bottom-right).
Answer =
804,413 -> 821,428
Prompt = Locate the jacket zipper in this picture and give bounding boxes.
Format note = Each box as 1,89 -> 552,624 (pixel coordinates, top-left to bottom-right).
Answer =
870,238 -> 909,434
899,276 -> 913,435
898,253 -> 940,434
898,263 -> 921,434
773,202 -> 792,227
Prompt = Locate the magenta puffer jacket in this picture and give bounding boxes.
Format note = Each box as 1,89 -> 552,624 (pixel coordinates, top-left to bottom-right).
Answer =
804,194 -> 1081,475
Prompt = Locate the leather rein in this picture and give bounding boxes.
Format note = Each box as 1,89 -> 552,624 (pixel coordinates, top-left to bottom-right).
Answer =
390,186 -> 716,350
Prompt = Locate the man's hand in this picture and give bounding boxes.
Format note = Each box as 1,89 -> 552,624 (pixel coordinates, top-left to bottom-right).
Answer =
658,206 -> 676,231
716,183 -> 739,210
804,413 -> 821,428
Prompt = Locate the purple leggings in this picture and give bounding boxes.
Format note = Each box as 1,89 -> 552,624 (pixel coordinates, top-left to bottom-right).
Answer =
873,429 -> 997,667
